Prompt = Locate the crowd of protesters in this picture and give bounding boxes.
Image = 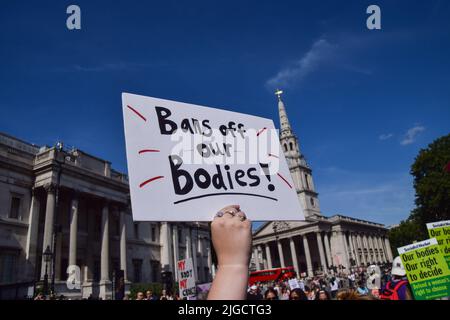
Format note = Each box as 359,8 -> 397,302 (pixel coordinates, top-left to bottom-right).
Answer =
245,256 -> 414,300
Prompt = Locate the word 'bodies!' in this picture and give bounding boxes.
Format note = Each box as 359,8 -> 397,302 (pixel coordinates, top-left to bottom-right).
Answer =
122,92 -> 303,221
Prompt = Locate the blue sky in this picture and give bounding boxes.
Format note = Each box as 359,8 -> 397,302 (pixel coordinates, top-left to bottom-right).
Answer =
1,1 -> 449,226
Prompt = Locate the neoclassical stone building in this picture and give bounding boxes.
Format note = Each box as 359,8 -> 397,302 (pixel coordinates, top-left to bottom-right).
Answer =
0,133 -> 212,299
251,92 -> 393,276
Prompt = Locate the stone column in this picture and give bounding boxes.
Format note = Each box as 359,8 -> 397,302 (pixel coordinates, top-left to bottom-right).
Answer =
363,234 -> 372,263
377,236 -> 386,262
347,233 -> 355,266
265,243 -> 273,269
258,245 -> 267,269
100,202 -> 110,281
302,235 -> 313,277
99,201 -> 110,299
351,234 -> 360,266
253,247 -> 261,271
384,237 -> 393,261
206,241 -> 213,281
68,193 -> 79,267
277,239 -> 285,268
323,233 -> 333,268
190,228 -> 198,281
369,235 -> 378,263
197,235 -> 204,282
41,184 -> 56,279
356,233 -> 367,265
316,232 -> 328,272
185,227 -> 192,259
160,222 -> 172,272
289,237 -> 300,276
119,209 -> 127,280
26,188 -> 40,278
172,224 -> 179,281
341,232 -> 350,268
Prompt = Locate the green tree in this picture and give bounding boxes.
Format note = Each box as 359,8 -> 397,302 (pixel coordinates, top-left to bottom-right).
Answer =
388,218 -> 425,250
389,134 -> 450,251
410,133 -> 450,228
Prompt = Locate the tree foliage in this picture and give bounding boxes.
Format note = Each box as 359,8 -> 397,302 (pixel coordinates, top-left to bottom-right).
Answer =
389,133 -> 450,251
410,133 -> 450,226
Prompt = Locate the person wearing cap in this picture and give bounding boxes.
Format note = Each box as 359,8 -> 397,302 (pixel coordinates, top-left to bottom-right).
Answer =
380,256 -> 413,300
247,285 -> 263,300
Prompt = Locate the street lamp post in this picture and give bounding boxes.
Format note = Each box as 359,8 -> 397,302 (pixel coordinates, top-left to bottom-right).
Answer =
43,245 -> 53,297
51,141 -> 65,296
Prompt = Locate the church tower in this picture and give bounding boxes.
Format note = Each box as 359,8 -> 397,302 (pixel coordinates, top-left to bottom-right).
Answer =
275,90 -> 321,217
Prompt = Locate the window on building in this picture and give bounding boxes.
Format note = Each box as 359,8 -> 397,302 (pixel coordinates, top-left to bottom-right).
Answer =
151,225 -> 156,242
133,259 -> 142,283
9,196 -> 21,219
289,142 -> 293,151
178,228 -> 182,245
0,252 -> 17,284
93,260 -> 100,282
284,143 -> 288,152
204,267 -> 210,281
134,223 -> 139,239
304,174 -> 310,189
150,260 -> 159,283
95,214 -> 102,240
310,197 -> 315,207
115,216 -> 120,236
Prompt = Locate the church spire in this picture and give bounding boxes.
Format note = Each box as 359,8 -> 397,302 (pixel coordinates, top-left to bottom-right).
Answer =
275,89 -> 292,136
275,90 -> 322,217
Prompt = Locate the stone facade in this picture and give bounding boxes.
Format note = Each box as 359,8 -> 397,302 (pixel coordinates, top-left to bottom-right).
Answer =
251,92 -> 393,276
0,133 -> 212,299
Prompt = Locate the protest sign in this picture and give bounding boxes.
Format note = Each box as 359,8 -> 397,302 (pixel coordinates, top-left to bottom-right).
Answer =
177,258 -> 196,299
288,278 -> 300,290
427,220 -> 450,269
122,92 -> 304,221
398,238 -> 450,300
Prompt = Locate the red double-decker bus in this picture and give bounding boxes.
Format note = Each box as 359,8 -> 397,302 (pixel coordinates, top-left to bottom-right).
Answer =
248,267 -> 296,285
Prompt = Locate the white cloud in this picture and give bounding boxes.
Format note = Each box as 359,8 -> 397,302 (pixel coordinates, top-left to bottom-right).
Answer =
400,125 -> 425,145
265,38 -> 336,90
379,133 -> 394,140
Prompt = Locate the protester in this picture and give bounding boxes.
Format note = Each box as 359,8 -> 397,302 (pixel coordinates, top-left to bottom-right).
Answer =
136,292 -> 145,300
380,256 -> 413,300
247,285 -> 263,300
289,288 -> 308,301
280,287 -> 290,300
330,277 -> 339,299
316,289 -> 331,300
264,288 -> 279,300
356,280 -> 369,296
337,289 -> 378,300
145,290 -> 157,301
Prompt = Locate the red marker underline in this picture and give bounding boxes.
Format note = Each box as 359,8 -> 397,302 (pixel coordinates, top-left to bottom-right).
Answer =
127,105 -> 147,122
277,173 -> 292,189
139,176 -> 164,188
257,127 -> 267,136
138,149 -> 160,154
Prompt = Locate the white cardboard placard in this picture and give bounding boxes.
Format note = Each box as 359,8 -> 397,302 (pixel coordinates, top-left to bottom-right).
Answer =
122,92 -> 304,221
